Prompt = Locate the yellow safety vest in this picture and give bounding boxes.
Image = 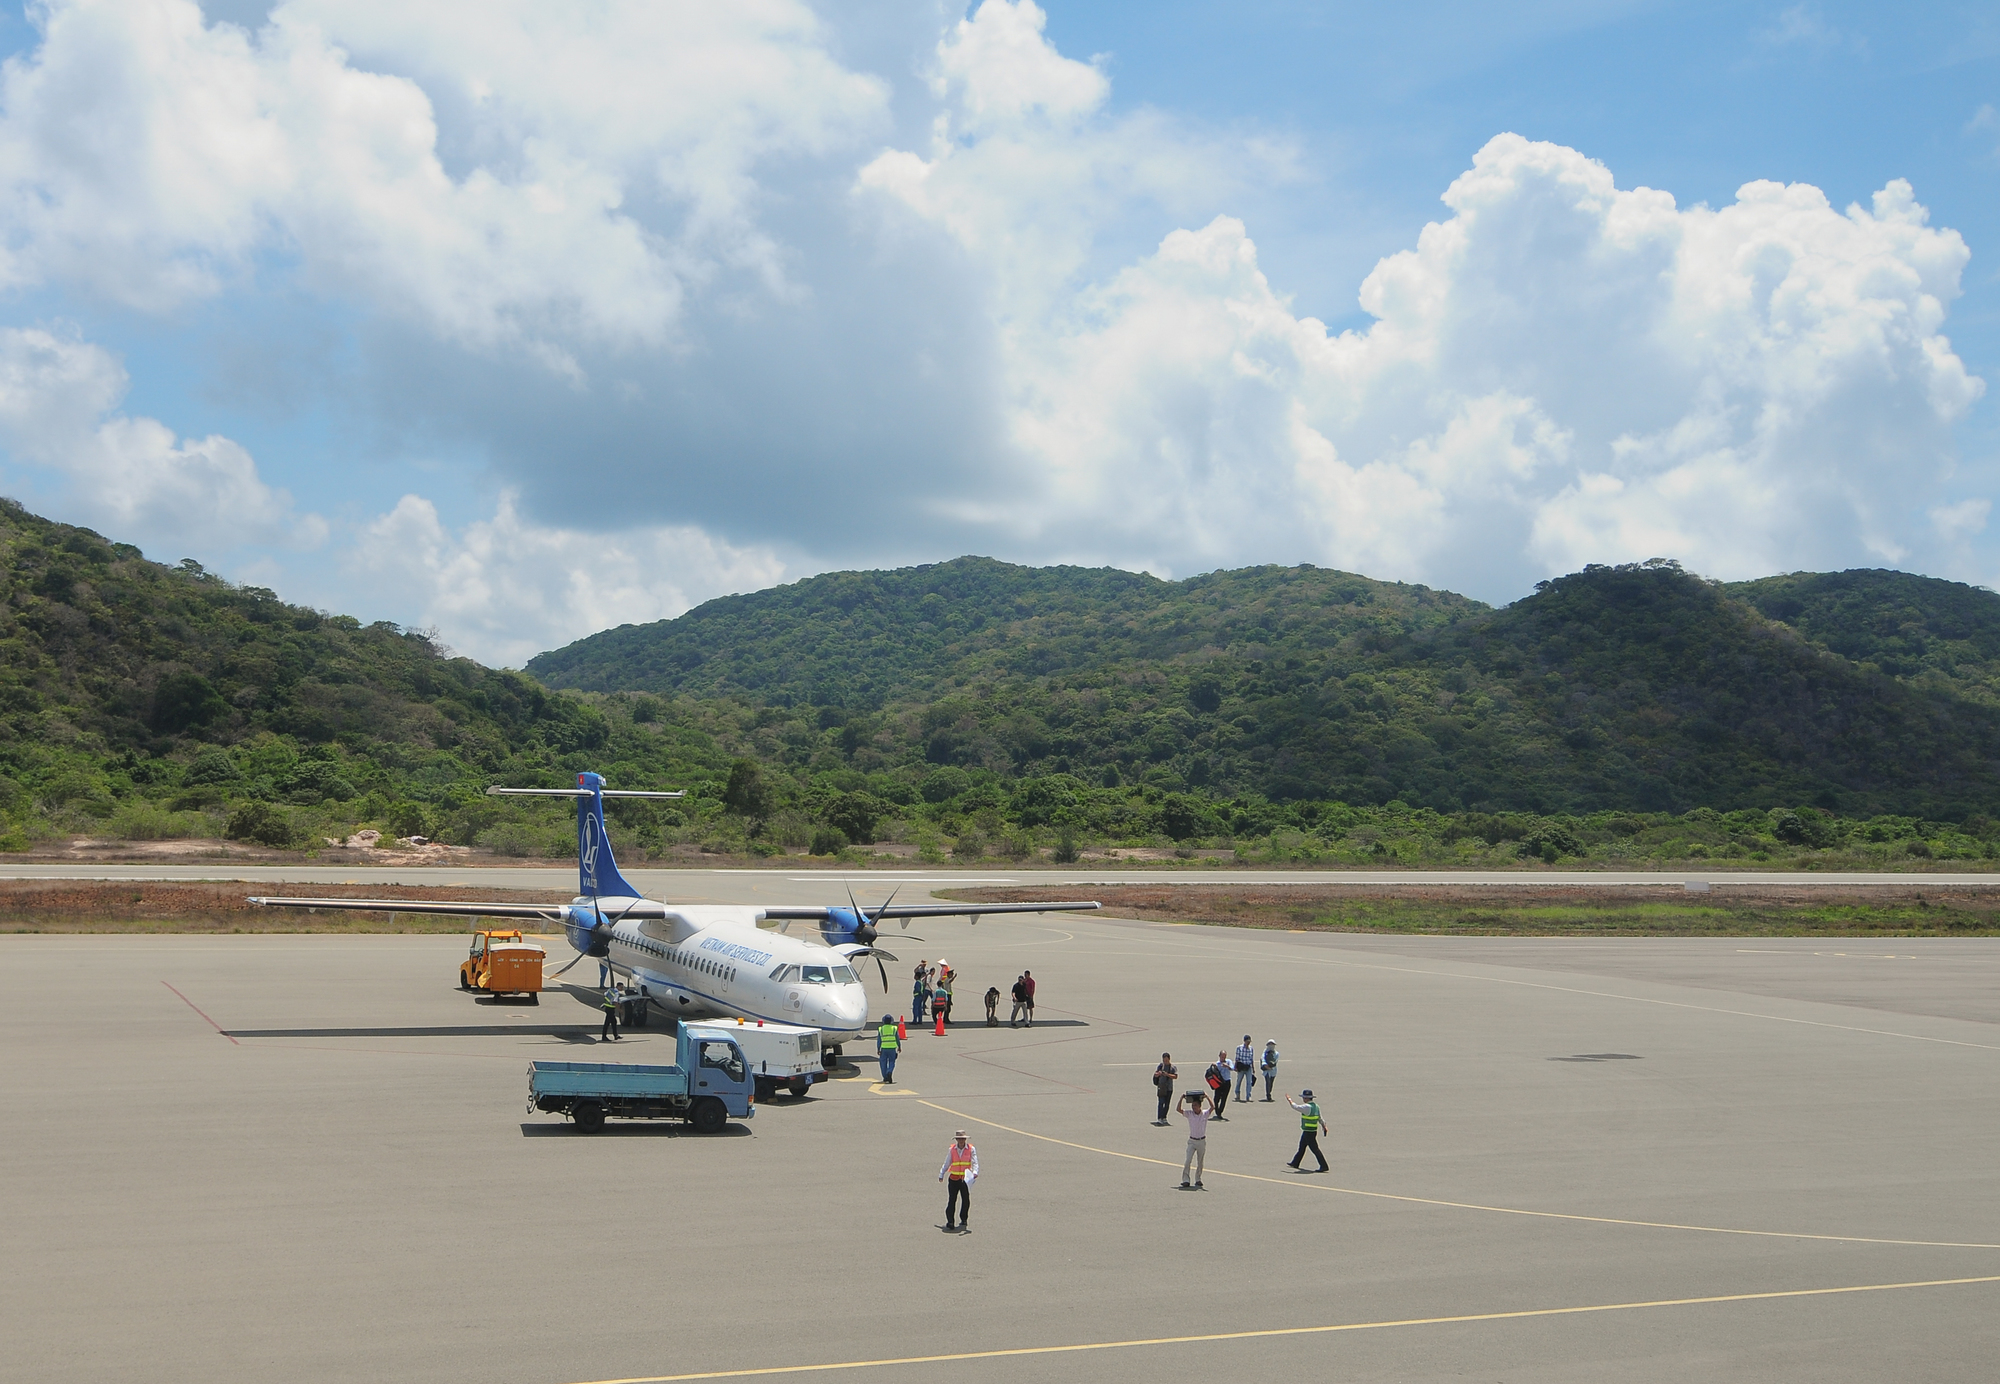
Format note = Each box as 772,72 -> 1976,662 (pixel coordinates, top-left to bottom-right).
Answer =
1300,1102 -> 1321,1132
878,1023 -> 899,1051
947,1145 -> 974,1177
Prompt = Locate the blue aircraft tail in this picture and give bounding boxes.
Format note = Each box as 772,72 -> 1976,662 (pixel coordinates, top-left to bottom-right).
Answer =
575,771 -> 642,900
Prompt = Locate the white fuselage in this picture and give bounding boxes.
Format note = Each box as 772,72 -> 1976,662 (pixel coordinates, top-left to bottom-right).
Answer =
593,903 -> 873,1044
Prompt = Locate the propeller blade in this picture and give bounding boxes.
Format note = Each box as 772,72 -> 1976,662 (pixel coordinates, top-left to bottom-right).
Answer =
876,955 -> 888,991
866,885 -> 902,924
547,951 -> 587,978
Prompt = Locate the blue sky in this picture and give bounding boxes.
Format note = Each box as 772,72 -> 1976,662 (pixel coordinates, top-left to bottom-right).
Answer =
0,0 -> 1990,663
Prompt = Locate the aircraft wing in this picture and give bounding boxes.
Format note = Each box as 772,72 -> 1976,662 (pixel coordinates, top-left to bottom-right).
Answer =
246,897 -> 569,920
760,901 -> 1100,921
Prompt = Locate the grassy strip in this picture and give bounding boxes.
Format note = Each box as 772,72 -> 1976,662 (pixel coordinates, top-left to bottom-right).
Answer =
945,885 -> 2000,937
0,881 -> 563,933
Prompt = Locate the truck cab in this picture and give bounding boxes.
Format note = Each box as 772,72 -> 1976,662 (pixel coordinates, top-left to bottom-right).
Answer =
460,929 -> 545,1000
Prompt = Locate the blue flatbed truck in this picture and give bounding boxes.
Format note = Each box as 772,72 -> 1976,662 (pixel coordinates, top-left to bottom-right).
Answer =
528,1027 -> 756,1134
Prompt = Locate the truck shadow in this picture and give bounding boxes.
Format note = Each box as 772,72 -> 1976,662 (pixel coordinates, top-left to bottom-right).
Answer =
519,1122 -> 754,1138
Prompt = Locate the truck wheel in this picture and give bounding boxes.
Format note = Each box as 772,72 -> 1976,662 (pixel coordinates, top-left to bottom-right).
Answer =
755,1078 -> 774,1102
788,1078 -> 811,1099
573,1100 -> 606,1134
690,1098 -> 726,1135
529,993 -> 539,1005
459,973 -> 470,991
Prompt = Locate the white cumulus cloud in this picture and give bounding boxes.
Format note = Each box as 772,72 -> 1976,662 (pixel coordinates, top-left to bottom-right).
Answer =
344,492 -> 791,667
0,325 -> 323,554
0,0 -> 887,358
865,100 -> 1985,596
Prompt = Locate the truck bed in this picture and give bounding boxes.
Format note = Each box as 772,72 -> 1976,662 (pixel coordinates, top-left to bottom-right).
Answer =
529,1060 -> 687,1098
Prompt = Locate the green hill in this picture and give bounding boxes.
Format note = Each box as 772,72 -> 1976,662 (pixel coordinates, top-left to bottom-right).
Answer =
0,498 -> 728,853
525,557 -> 1483,703
7,488 -> 2000,870
532,556 -> 2000,820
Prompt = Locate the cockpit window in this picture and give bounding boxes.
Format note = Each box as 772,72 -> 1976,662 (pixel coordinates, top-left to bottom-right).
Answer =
830,966 -> 858,983
799,965 -> 832,984
768,964 -> 789,980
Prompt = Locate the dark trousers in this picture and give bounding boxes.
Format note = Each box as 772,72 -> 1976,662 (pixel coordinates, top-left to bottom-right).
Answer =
600,1010 -> 619,1040
1290,1129 -> 1328,1171
1213,1083 -> 1229,1116
945,1177 -> 970,1225
878,1048 -> 897,1082
1262,1071 -> 1275,1099
1155,1087 -> 1172,1121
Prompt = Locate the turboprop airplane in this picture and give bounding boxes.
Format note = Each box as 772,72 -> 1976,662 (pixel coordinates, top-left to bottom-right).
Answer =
247,772 -> 1099,1053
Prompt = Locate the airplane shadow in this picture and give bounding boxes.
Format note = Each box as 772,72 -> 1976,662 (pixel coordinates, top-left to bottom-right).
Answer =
519,1121 -> 754,1138
227,1025 -> 601,1039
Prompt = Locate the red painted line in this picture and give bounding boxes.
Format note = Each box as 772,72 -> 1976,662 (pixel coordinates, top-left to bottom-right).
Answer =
162,981 -> 239,1045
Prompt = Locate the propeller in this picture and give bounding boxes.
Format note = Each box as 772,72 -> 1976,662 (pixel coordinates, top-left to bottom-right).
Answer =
841,885 -> 922,990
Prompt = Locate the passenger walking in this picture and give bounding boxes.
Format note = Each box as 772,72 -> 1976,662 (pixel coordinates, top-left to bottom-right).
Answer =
1206,1050 -> 1232,1119
1259,1040 -> 1280,1100
1021,970 -> 1036,1027
599,985 -> 622,1042
984,986 -> 1001,1026
939,1130 -> 979,1231
1178,1091 -> 1210,1189
1286,1089 -> 1329,1172
876,1013 -> 901,1084
1152,1053 -> 1177,1125
1009,974 -> 1029,1027
1233,1036 -> 1256,1103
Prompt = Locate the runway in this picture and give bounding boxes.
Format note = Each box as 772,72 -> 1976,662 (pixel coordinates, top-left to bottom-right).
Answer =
0,863 -> 1993,896
3,911 -> 1996,1382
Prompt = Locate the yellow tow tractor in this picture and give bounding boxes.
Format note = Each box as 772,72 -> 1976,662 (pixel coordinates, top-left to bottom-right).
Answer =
460,929 -> 546,1002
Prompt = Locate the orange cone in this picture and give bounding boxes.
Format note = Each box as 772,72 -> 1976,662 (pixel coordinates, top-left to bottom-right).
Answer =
934,1006 -> 947,1036
897,1017 -> 907,1040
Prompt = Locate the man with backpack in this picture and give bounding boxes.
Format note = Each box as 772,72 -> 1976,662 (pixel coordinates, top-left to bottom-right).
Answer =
1205,1050 -> 1231,1119
1151,1053 -> 1177,1125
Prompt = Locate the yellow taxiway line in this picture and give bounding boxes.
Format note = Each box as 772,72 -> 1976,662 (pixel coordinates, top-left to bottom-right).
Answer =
566,1274 -> 2000,1382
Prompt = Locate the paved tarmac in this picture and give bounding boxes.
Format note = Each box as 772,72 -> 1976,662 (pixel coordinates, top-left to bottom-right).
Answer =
4,912 -> 1998,1383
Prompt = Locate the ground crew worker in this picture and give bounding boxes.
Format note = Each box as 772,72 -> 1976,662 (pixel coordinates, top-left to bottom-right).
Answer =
939,1130 -> 978,1231
600,985 -> 622,1042
876,1013 -> 901,1084
1286,1088 -> 1329,1172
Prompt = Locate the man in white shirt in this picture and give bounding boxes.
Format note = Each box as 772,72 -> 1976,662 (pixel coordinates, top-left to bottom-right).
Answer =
1178,1091 -> 1211,1189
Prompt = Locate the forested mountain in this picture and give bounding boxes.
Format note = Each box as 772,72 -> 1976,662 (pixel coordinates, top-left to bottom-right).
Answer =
0,499 -> 729,852
534,555 -> 2000,820
6,489 -> 2000,870
526,558 -> 1480,704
